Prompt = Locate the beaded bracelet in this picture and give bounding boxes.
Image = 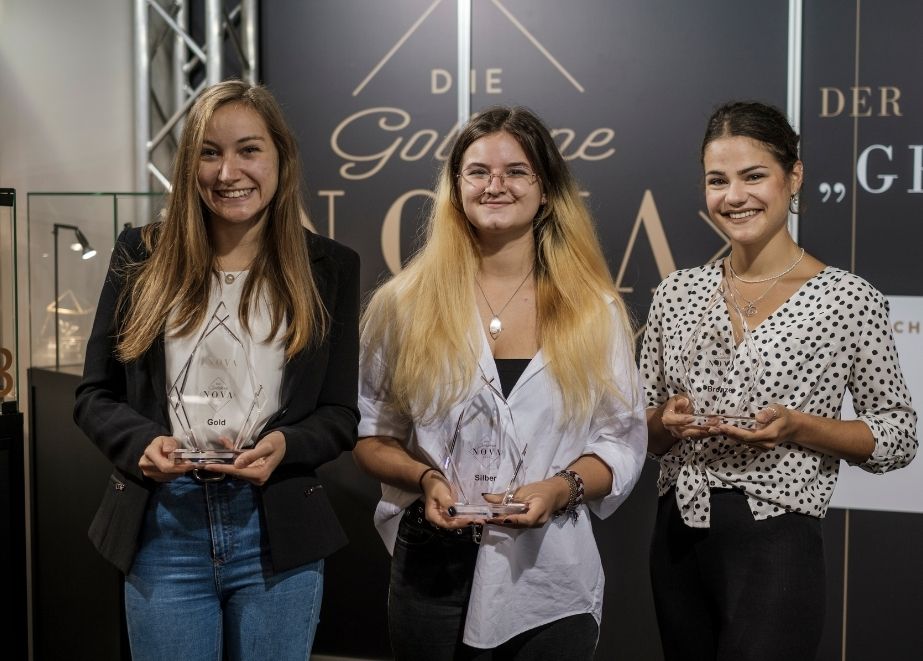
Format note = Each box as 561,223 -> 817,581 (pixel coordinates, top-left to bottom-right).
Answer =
417,466 -> 444,493
552,469 -> 585,521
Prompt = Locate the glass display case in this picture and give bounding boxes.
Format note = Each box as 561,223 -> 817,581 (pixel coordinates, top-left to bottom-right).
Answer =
0,189 -> 17,406
0,187 -> 26,661
27,192 -> 166,370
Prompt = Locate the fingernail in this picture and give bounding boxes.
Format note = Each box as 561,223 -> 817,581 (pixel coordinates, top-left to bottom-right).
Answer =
447,506 -> 457,517
480,492 -> 489,497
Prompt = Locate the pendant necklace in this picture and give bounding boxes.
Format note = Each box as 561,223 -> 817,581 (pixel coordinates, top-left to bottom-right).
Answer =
475,266 -> 535,340
218,258 -> 254,285
728,277 -> 782,317
726,248 -> 805,317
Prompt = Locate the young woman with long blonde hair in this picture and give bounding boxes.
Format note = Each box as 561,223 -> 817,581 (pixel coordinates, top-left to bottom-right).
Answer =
75,80 -> 360,660
355,106 -> 647,660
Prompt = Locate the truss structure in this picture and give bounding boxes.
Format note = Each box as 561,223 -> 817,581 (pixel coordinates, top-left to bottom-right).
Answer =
134,0 -> 259,192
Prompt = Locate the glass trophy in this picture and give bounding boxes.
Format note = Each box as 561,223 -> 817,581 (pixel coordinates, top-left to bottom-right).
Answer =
441,378 -> 529,517
678,279 -> 765,430
168,301 -> 264,464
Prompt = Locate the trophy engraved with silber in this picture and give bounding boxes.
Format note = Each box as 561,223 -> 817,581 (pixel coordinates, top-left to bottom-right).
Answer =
678,279 -> 765,430
441,377 -> 528,517
169,301 -> 264,463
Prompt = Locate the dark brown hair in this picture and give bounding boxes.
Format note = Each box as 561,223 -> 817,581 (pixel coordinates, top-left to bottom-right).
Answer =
701,101 -> 801,174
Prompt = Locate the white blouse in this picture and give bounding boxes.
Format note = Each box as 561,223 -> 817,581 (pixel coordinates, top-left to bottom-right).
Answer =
640,261 -> 917,528
358,303 -> 647,648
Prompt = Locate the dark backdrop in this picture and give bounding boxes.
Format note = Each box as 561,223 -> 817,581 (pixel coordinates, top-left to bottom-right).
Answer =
260,2 -> 921,659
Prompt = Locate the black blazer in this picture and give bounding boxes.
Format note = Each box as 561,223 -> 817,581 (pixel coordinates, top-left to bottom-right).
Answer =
74,226 -> 360,574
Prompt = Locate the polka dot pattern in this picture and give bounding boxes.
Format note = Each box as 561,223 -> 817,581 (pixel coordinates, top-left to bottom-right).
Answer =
640,261 -> 918,528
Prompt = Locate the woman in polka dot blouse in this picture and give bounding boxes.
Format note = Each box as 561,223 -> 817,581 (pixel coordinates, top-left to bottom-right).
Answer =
640,101 -> 917,661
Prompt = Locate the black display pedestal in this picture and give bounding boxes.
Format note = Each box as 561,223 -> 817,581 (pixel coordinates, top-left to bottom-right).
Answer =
1,401 -> 26,660
29,367 -> 129,661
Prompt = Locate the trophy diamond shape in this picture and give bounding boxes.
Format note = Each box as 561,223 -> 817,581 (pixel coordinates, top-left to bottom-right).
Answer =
441,377 -> 528,517
679,279 -> 765,429
169,301 -> 265,463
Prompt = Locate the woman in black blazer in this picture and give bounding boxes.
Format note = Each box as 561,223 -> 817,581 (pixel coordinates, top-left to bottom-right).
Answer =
74,80 -> 359,661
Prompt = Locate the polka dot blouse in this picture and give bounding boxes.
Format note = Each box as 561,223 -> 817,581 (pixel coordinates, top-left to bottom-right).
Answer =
640,261 -> 918,527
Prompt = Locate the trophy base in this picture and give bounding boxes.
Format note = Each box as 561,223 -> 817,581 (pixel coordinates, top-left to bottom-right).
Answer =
690,414 -> 759,430
171,449 -> 241,464
450,502 -> 528,518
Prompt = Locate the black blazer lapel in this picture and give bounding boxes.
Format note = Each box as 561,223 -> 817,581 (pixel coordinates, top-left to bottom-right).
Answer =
276,232 -> 334,414
148,333 -> 170,428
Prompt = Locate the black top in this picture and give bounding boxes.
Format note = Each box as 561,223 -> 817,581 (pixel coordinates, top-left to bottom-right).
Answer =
494,358 -> 531,398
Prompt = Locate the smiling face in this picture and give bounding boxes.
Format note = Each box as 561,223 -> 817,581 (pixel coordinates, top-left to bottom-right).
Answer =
703,135 -> 802,248
197,102 -> 279,230
458,131 -> 544,241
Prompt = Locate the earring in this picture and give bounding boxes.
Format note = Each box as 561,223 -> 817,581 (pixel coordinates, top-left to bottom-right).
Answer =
789,192 -> 800,215
541,195 -> 547,205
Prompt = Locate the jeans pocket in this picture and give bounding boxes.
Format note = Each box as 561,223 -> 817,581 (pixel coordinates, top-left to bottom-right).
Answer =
395,511 -> 436,547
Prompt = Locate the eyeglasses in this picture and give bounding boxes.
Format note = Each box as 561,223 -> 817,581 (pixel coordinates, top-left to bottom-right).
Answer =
457,168 -> 538,194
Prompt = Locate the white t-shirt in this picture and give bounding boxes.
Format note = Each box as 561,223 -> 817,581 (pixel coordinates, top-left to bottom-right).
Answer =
165,271 -> 285,446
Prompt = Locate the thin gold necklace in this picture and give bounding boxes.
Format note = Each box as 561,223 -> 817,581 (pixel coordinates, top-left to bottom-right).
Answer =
222,270 -> 246,285
725,248 -> 805,316
727,247 -> 805,283
217,258 -> 255,285
727,276 -> 782,317
475,266 -> 535,340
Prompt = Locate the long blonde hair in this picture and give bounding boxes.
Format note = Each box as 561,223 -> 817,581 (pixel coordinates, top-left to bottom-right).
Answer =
361,106 -> 633,422
117,80 -> 328,361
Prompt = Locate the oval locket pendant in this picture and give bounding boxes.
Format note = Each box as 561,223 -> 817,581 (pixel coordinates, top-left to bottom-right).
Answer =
489,316 -> 502,339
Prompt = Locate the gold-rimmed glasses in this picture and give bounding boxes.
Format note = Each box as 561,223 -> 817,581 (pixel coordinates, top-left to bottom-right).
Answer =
457,167 -> 539,195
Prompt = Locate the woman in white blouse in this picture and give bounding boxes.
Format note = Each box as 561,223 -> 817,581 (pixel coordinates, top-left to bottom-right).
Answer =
354,106 -> 647,659
641,101 -> 917,660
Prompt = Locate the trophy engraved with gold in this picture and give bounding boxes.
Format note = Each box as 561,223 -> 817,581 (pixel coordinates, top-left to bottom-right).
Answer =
169,301 -> 264,463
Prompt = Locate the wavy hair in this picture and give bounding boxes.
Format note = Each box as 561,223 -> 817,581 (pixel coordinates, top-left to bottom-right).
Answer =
117,80 -> 328,361
361,106 -> 633,422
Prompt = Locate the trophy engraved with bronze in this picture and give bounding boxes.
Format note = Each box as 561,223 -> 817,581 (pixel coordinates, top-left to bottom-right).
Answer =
679,280 -> 766,430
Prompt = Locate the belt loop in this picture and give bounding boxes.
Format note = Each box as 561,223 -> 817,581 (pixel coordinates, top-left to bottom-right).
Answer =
192,468 -> 226,483
406,500 -> 483,544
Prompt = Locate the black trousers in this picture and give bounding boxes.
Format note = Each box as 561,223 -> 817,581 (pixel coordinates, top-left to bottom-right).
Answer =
649,488 -> 826,661
388,502 -> 598,661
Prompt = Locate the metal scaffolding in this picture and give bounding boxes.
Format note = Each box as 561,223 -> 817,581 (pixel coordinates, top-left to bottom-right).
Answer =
134,0 -> 259,192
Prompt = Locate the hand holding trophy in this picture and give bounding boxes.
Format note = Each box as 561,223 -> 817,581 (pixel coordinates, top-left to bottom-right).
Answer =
441,377 -> 529,518
168,301 -> 265,464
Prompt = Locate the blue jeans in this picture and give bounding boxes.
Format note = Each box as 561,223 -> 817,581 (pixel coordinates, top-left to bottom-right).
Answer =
125,476 -> 323,661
